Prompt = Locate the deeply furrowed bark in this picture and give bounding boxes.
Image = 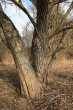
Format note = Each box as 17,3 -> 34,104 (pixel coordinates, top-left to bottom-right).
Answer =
0,8 -> 43,99
0,0 -> 73,100
31,0 -> 49,82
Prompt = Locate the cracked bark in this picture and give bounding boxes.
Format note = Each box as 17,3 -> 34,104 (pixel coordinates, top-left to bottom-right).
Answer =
0,7 -> 43,99
31,0 -> 50,83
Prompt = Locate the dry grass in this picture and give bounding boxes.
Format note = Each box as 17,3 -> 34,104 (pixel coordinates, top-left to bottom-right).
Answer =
0,46 -> 73,110
0,63 -> 73,110
0,36 -> 73,110
0,43 -> 14,64
0,64 -> 18,110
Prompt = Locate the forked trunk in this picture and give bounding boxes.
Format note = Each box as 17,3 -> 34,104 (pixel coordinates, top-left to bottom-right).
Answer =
0,7 -> 43,99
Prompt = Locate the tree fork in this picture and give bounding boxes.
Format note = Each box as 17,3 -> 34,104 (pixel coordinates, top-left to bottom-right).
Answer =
0,5 -> 43,99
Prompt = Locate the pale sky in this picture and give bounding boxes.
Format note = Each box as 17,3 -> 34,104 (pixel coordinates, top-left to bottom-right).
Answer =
1,0 -> 73,37
1,0 -> 33,36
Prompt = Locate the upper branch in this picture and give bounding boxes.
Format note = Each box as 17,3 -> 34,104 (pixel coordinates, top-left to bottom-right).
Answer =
11,0 -> 42,39
49,1 -> 73,40
61,1 -> 73,24
49,20 -> 73,41
11,0 -> 36,27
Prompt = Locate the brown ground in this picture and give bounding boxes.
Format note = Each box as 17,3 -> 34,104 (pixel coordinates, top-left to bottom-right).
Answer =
0,62 -> 73,110
0,42 -> 73,110
0,63 -> 28,110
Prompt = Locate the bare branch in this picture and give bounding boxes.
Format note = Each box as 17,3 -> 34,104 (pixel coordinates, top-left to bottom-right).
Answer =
10,0 -> 42,39
61,1 -> 73,24
55,26 -> 73,35
49,24 -> 73,41
11,0 -> 36,27
30,0 -> 37,7
49,1 -> 73,40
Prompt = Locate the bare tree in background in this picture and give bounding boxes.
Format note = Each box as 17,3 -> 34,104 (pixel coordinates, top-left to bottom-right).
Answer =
22,6 -> 36,47
0,0 -> 73,99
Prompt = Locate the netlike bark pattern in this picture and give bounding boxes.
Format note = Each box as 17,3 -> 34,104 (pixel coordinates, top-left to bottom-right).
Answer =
31,0 -> 49,82
0,8 -> 43,99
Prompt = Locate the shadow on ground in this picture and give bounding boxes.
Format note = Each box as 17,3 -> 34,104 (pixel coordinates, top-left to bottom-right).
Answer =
0,63 -> 73,110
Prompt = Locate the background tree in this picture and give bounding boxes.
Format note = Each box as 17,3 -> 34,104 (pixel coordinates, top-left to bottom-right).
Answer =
22,6 -> 36,47
0,0 -> 73,99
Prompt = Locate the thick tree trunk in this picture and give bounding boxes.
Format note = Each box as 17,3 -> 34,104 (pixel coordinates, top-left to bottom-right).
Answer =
32,0 -> 49,82
0,8 -> 43,99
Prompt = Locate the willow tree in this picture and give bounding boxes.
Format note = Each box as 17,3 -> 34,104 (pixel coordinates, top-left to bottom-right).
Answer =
0,0 -> 73,99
